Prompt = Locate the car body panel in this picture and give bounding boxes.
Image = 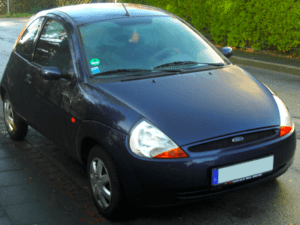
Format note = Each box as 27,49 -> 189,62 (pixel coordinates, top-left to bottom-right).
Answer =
1,53 -> 28,117
0,3 -> 297,209
114,128 -> 296,206
97,65 -> 280,146
55,3 -> 170,25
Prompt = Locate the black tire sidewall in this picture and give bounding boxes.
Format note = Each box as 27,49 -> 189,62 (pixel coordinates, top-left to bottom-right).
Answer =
3,94 -> 28,140
87,145 -> 125,219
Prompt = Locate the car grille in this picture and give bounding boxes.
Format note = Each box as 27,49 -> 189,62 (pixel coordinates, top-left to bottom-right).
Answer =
188,129 -> 279,152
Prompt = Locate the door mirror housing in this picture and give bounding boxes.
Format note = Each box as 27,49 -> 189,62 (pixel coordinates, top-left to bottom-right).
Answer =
42,67 -> 62,81
221,47 -> 233,59
62,68 -> 75,80
42,67 -> 75,81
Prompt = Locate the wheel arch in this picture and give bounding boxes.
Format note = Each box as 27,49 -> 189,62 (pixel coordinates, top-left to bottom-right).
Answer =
75,120 -> 145,206
0,86 -> 7,101
80,136 -> 102,167
75,120 -> 128,167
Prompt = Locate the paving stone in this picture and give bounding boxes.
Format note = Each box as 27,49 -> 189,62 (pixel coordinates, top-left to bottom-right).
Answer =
32,157 -> 49,164
0,158 -> 26,172
12,141 -> 32,150
41,145 -> 61,152
55,193 -> 81,212
0,183 -> 51,206
56,177 -> 72,186
0,143 -> 20,152
0,170 -> 36,187
21,148 -> 38,156
0,209 -> 6,217
69,209 -> 100,225
0,216 -> 13,225
63,183 -> 80,192
48,172 -> 66,180
26,152 -> 43,160
42,166 -> 60,174
72,189 -> 89,200
74,197 -> 93,208
16,219 -> 81,225
0,137 -> 16,146
0,148 -> 22,159
42,218 -> 81,225
3,200 -> 73,224
0,142 -> 32,151
35,161 -> 53,169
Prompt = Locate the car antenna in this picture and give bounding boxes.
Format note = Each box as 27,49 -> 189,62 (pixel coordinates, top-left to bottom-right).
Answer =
119,0 -> 130,16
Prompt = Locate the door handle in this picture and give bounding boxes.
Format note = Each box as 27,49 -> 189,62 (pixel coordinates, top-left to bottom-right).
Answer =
24,74 -> 32,84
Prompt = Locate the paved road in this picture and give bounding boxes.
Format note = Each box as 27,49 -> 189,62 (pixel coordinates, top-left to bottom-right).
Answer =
0,18 -> 28,79
0,18 -> 299,224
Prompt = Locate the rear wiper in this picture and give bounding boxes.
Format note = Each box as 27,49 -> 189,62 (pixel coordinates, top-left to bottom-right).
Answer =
91,69 -> 154,77
154,61 -> 225,69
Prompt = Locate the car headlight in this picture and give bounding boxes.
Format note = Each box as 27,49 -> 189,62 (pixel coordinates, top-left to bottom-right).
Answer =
129,120 -> 188,159
273,95 -> 293,137
261,82 -> 293,137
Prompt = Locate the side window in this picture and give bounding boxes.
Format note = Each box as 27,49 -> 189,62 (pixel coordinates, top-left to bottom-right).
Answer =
15,18 -> 44,60
33,19 -> 73,72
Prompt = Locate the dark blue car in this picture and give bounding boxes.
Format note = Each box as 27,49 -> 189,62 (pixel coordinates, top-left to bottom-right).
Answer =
0,3 -> 296,219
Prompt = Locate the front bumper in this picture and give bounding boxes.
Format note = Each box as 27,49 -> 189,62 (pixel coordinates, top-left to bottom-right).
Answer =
112,127 -> 296,207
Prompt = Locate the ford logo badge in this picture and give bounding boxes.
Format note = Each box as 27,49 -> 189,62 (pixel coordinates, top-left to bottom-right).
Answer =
232,136 -> 244,143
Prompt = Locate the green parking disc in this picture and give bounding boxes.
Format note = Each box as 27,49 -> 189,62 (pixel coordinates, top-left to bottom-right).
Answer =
90,58 -> 100,66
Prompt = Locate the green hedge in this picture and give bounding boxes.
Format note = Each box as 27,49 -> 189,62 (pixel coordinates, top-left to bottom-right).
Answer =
126,0 -> 300,56
208,0 -> 300,55
4,0 -> 299,55
8,0 -> 57,14
4,0 -> 90,14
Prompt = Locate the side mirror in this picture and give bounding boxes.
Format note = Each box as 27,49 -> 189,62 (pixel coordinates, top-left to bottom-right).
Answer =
62,68 -> 75,80
221,47 -> 233,59
42,67 -> 62,81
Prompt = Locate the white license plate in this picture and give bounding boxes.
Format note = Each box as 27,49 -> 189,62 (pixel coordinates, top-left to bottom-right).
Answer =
212,155 -> 274,186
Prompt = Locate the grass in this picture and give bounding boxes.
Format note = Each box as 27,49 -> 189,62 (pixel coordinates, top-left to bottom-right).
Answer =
0,12 -> 33,18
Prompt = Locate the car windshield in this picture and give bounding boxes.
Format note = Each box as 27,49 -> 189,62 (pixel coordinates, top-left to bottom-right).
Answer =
79,16 -> 225,77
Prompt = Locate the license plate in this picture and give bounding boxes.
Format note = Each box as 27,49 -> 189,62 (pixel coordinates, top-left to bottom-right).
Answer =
212,155 -> 274,186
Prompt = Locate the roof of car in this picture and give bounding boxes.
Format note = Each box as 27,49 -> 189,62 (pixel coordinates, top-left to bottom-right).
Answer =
40,3 -> 171,25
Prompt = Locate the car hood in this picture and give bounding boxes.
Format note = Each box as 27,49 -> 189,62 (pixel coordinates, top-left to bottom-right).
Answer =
96,65 -> 280,146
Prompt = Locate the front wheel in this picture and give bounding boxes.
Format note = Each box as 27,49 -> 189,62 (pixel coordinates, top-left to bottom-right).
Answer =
87,145 -> 127,219
3,94 -> 28,140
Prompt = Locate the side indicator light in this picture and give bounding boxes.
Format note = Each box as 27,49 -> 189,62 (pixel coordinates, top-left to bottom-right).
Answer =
154,147 -> 188,159
71,117 -> 76,123
280,126 -> 292,137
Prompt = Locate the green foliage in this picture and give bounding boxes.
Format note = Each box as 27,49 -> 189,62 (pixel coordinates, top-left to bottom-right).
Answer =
125,0 -> 300,56
27,7 -> 42,14
0,12 -> 32,18
8,0 -> 57,14
57,0 -> 79,6
2,0 -> 298,55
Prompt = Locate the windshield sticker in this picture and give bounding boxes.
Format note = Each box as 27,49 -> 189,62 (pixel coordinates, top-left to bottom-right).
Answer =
90,58 -> 100,66
91,67 -> 100,74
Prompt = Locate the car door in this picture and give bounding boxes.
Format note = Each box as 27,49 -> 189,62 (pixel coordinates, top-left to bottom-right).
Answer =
22,17 -> 76,147
7,17 -> 44,117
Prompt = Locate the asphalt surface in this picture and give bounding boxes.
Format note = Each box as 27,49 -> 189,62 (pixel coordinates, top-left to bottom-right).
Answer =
0,18 -> 300,224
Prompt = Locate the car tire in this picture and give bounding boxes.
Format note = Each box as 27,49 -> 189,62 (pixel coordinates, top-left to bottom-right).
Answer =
3,94 -> 28,140
87,145 -> 127,220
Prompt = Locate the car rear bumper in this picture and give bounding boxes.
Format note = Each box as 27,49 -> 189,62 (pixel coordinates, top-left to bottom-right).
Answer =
114,127 -> 296,207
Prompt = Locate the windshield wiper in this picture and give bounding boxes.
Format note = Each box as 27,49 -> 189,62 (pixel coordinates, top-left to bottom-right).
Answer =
91,69 -> 154,77
154,61 -> 225,69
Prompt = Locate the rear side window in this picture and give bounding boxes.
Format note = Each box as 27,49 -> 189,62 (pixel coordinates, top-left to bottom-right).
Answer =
15,17 -> 44,60
33,19 -> 73,72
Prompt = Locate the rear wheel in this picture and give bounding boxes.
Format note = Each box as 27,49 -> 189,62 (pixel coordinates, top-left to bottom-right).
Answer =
3,94 -> 28,140
87,145 -> 127,219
